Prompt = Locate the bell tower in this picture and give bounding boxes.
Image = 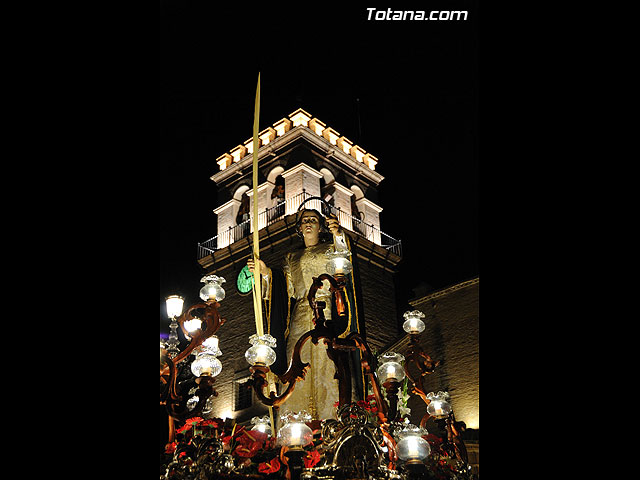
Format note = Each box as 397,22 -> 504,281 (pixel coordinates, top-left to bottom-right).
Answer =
196,108 -> 403,422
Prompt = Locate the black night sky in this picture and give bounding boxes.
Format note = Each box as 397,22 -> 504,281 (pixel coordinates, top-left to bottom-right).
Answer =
159,2 -> 478,334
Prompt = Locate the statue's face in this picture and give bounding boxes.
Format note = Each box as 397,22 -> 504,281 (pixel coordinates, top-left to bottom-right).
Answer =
299,210 -> 321,242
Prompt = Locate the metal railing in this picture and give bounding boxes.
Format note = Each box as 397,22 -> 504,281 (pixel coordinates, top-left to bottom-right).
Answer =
197,191 -> 402,259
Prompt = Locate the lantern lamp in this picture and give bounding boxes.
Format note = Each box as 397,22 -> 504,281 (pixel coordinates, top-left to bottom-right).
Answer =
245,334 -> 277,367
276,411 -> 313,448
183,317 -> 202,337
250,415 -> 272,435
166,295 -> 185,319
395,424 -> 431,463
191,350 -> 222,378
199,275 -> 226,302
202,335 -> 222,356
402,310 -> 426,334
376,352 -> 406,383
325,249 -> 353,276
426,391 -> 452,418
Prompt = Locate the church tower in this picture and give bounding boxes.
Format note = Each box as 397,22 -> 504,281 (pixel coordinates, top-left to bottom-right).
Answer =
197,108 -> 402,423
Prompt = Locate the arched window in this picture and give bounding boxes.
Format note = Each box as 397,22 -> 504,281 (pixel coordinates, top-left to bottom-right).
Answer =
320,168 -> 337,217
350,185 -> 366,235
234,185 -> 251,239
269,174 -> 286,221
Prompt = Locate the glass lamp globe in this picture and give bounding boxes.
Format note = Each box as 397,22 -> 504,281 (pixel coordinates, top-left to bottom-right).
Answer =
276,411 -> 313,448
251,415 -> 272,435
245,334 -> 277,367
183,317 -> 202,338
426,391 -> 452,418
199,275 -> 226,302
166,295 -> 185,319
202,335 -> 222,356
402,310 -> 426,334
191,349 -> 223,378
325,249 -> 353,276
396,424 -> 431,462
187,392 -> 215,414
376,352 -> 406,383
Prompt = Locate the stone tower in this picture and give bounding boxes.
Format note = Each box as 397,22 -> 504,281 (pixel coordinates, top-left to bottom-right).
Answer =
197,108 -> 403,423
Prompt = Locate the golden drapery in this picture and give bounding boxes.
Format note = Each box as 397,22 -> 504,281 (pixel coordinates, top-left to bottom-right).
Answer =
280,242 -> 340,420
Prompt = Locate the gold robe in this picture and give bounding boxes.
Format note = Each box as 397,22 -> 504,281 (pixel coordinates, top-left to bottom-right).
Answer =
280,242 -> 339,420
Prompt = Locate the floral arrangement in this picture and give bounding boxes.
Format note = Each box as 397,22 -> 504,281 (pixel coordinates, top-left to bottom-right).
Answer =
161,415 -> 323,478
161,399 -> 476,479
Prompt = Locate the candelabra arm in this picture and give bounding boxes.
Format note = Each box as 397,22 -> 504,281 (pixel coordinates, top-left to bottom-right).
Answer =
403,333 -> 441,428
160,350 -> 179,405
247,330 -> 313,407
343,332 -> 390,424
382,379 -> 400,422
160,300 -> 226,425
307,273 -> 348,328
445,412 -> 469,464
173,301 -> 226,365
248,273 -> 352,409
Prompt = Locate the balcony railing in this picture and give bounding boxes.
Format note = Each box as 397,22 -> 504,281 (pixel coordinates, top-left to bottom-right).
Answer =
197,191 -> 402,260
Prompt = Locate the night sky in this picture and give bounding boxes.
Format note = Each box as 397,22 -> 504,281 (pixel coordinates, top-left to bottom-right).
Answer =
159,2 -> 478,335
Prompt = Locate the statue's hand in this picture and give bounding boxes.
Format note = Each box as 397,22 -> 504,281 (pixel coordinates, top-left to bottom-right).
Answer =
326,214 -> 342,236
247,258 -> 268,274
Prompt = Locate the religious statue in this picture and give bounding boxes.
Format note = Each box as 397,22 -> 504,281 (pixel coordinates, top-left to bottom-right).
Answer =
247,207 -> 364,420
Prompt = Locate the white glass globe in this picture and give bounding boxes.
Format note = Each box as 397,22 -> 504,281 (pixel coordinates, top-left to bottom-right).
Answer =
245,344 -> 276,366
191,352 -> 222,377
402,310 -> 426,334
396,434 -> 430,461
166,295 -> 185,319
202,335 -> 222,356
276,412 -> 313,447
395,424 -> 431,462
250,415 -> 272,435
376,352 -> 406,382
183,318 -> 202,334
426,391 -> 452,418
325,250 -> 353,276
199,275 -> 226,302
245,334 -> 277,366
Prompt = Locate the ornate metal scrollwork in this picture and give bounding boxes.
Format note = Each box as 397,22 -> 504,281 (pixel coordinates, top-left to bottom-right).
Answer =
246,272 -> 392,424
403,333 -> 441,428
160,300 -> 226,443
301,403 -> 401,480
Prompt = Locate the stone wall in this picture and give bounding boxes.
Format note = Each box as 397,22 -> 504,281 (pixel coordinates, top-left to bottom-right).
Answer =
401,279 -> 479,431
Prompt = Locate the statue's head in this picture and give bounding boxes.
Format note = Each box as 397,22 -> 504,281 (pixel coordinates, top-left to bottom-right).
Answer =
295,208 -> 330,244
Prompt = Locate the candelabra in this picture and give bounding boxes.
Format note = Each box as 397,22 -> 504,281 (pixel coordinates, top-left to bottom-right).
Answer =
160,271 -> 475,480
160,275 -> 227,445
242,263 -> 471,479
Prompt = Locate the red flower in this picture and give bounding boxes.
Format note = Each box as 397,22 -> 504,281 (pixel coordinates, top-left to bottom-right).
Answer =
304,449 -> 321,468
185,416 -> 203,426
233,441 -> 262,458
164,441 -> 177,454
201,419 -> 219,428
236,430 -> 267,448
258,457 -> 281,474
232,429 -> 268,458
176,423 -> 192,434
